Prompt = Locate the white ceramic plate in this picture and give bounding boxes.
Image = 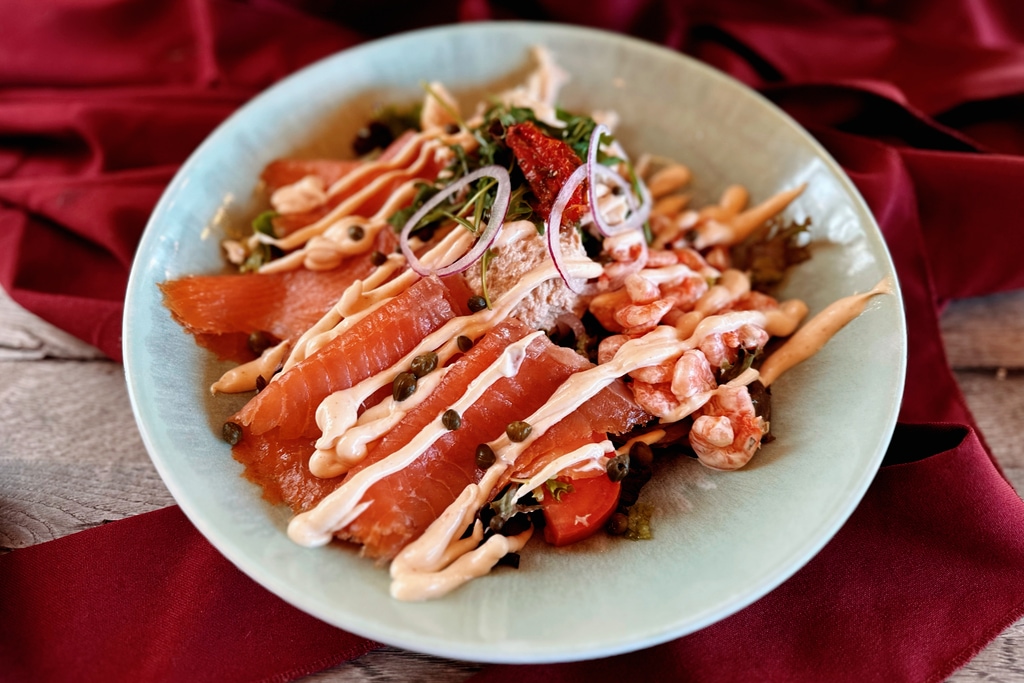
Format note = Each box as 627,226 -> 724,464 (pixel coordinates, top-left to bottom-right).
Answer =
124,22 -> 906,664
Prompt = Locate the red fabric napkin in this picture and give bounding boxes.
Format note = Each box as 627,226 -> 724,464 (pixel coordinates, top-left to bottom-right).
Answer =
3,1 -> 1024,682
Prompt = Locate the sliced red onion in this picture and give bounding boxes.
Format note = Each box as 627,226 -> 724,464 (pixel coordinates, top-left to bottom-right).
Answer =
554,312 -> 588,340
547,164 -> 602,295
587,123 -> 652,237
399,165 -> 511,277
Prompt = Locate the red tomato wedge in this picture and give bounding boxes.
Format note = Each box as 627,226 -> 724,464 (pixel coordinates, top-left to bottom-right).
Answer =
541,474 -> 620,547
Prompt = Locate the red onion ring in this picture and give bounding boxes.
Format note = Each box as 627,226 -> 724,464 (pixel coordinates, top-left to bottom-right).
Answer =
547,164 -> 602,295
399,165 -> 511,277
586,123 -> 652,237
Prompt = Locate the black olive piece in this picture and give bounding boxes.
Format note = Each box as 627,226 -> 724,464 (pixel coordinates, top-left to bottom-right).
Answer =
370,250 -> 387,266
528,508 -> 547,530
392,371 -> 417,402
495,552 -> 521,569
498,513 -> 532,537
467,295 -> 488,312
247,330 -> 277,356
606,453 -> 630,482
457,335 -> 474,352
442,409 -> 461,430
347,224 -> 366,241
506,421 -> 532,443
222,421 -> 243,445
475,443 -> 496,469
606,512 -> 629,536
617,461 -> 653,510
410,351 -> 439,378
629,441 -> 654,468
479,502 -> 496,530
352,121 -> 393,156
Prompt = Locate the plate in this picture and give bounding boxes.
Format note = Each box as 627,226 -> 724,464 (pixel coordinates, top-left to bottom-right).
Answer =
123,22 -> 906,663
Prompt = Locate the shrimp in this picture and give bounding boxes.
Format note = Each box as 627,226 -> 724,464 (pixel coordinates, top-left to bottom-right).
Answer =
699,323 -> 769,368
670,349 -> 716,400
630,381 -> 680,418
689,385 -> 766,470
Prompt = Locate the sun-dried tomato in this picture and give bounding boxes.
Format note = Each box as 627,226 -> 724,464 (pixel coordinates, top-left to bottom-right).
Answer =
505,121 -> 588,226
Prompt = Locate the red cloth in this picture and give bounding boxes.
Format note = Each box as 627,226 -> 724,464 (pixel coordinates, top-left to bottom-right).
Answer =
2,1 -> 1024,682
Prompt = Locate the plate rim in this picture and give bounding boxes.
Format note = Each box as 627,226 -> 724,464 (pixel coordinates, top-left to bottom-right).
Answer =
123,20 -> 907,664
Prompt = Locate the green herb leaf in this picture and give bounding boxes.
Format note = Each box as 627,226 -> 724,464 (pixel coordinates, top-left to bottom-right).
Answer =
624,501 -> 654,540
480,248 -> 497,309
545,479 -> 574,502
251,210 -> 278,237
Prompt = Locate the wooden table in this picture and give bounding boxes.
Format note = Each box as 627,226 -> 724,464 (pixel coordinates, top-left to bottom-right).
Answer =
2,284 -> 1022,681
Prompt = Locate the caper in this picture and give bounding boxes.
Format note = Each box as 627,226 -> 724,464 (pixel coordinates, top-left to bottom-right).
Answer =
370,250 -> 387,266
222,421 -> 243,446
629,440 -> 654,468
247,330 -> 276,356
506,421 -> 532,443
410,351 -> 439,378
606,453 -> 630,482
348,224 -> 365,241
606,512 -> 629,536
457,335 -> 474,352
475,444 -> 496,469
467,295 -> 488,312
442,409 -> 461,430
392,371 -> 417,402
444,122 -> 461,135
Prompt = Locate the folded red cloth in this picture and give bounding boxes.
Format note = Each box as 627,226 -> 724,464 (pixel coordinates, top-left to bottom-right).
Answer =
0,507 -> 378,683
2,1 -> 1023,682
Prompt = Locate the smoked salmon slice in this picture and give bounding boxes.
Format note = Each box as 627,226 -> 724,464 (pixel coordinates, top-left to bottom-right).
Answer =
160,262 -> 371,351
337,319 -> 595,560
232,429 -> 340,512
160,231 -> 397,363
271,132 -> 445,236
232,274 -> 474,440
260,158 -> 361,195
503,379 -> 651,487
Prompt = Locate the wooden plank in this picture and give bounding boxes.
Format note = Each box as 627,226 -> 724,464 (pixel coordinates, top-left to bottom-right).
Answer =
941,290 -> 1024,369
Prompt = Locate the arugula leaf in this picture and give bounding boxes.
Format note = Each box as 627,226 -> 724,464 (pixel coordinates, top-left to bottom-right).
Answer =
251,210 -> 278,237
545,479 -> 575,502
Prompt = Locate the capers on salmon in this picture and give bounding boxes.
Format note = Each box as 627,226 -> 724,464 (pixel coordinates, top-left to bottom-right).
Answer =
506,421 -> 532,442
457,335 -> 474,352
347,224 -> 365,241
370,250 -> 387,266
222,421 -> 243,445
606,453 -> 630,482
475,444 -> 496,469
467,295 -> 488,312
392,371 -> 417,401
410,351 -> 439,378
442,409 -> 461,430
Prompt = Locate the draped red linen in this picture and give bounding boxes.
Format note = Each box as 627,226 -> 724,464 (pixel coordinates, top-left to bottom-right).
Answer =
2,1 -> 1024,682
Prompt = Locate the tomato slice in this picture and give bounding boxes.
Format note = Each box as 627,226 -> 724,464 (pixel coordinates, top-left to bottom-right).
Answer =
541,474 -> 621,546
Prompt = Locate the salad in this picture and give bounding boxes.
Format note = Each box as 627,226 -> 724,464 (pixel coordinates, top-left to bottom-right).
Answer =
160,47 -> 888,601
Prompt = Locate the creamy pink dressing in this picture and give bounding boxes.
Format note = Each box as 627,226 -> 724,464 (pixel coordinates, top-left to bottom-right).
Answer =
758,278 -> 892,387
